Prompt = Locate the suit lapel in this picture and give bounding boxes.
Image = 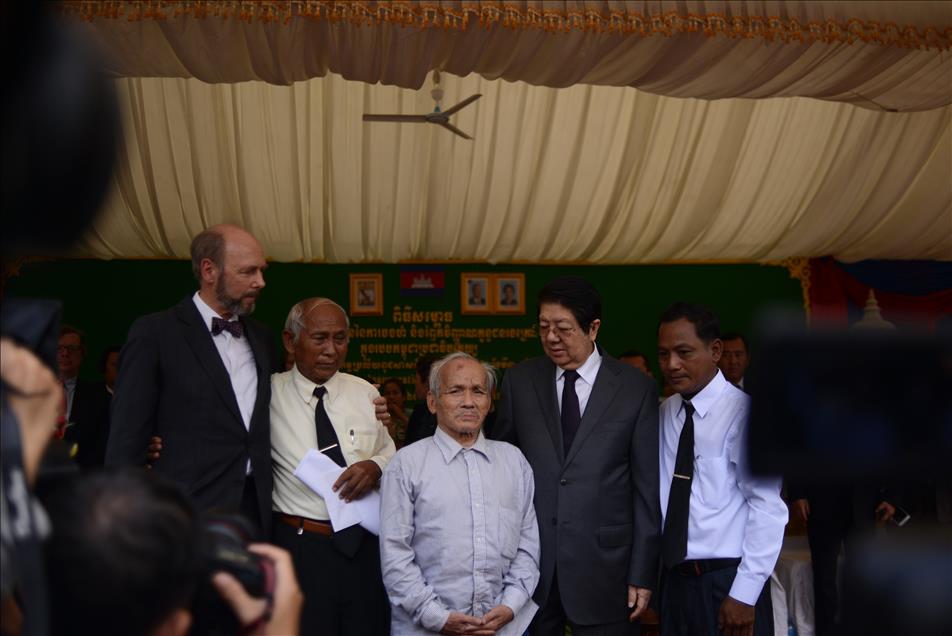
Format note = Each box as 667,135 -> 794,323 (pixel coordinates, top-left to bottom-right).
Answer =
176,298 -> 243,427
531,359 -> 564,463
241,317 -> 270,430
563,358 -> 621,467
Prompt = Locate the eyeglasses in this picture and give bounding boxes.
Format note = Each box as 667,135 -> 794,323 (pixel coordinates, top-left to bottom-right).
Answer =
57,345 -> 82,354
538,323 -> 578,338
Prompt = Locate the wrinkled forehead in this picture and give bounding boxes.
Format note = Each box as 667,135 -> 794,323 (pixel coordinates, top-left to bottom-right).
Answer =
441,359 -> 489,388
302,302 -> 348,330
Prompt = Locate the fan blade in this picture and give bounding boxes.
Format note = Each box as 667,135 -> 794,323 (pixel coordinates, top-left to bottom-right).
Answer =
440,94 -> 482,117
363,114 -> 428,122
439,121 -> 472,140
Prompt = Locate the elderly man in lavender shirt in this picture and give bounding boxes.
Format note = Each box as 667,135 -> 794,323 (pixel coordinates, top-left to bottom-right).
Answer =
380,352 -> 541,635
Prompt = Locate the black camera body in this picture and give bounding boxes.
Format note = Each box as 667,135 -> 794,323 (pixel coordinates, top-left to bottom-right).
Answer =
190,514 -> 275,635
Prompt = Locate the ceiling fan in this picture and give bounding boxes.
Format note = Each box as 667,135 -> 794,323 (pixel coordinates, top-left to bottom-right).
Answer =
363,71 -> 482,139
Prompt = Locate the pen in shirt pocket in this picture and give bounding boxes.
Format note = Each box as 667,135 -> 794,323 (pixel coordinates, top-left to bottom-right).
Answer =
349,429 -> 355,445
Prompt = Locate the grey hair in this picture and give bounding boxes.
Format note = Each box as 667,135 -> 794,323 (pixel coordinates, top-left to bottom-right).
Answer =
428,352 -> 496,398
284,298 -> 350,341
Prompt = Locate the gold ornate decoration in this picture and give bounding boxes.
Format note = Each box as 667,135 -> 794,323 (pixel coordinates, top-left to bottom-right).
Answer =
779,257 -> 811,323
56,1 -> 952,52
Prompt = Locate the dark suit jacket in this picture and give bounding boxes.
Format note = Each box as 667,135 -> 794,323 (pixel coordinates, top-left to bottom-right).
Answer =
64,379 -> 111,469
404,403 -> 437,446
106,296 -> 278,536
493,353 -> 661,625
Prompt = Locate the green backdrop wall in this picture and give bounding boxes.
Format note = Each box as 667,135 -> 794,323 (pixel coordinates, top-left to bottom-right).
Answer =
5,259 -> 804,388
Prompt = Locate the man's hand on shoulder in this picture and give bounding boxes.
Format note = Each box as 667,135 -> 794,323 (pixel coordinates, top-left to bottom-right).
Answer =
718,595 -> 755,636
371,387 -> 391,426
332,459 -> 381,502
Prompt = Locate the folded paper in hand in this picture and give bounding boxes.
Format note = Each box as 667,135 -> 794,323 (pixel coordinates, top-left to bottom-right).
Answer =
293,449 -> 381,535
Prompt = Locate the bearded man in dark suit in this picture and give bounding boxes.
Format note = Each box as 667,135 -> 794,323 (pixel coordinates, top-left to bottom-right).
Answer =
494,276 -> 661,635
106,224 -> 278,536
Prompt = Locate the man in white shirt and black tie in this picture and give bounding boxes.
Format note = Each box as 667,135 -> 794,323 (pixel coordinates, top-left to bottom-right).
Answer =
657,303 -> 787,636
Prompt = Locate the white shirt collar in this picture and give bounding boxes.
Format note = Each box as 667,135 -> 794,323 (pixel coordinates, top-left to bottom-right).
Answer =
290,364 -> 341,405
556,345 -> 601,385
677,369 -> 728,419
192,291 -> 238,332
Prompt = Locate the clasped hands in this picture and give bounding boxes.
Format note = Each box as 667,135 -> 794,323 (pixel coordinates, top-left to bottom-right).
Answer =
441,605 -> 514,635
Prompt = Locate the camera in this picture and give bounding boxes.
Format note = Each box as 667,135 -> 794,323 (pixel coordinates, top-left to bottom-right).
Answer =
190,514 -> 276,635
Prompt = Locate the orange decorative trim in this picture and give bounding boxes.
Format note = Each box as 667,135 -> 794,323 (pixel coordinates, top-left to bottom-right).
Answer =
57,1 -> 951,51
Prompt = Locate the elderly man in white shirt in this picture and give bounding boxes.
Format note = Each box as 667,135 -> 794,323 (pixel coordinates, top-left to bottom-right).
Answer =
380,352 -> 541,635
270,297 -> 396,636
656,303 -> 787,636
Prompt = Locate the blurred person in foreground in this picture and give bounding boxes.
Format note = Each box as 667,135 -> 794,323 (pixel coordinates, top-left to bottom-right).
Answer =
380,352 -> 540,634
43,468 -> 302,636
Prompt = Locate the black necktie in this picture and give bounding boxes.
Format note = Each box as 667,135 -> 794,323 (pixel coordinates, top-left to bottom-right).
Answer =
313,386 -> 366,557
313,387 -> 346,467
561,370 -> 581,453
211,316 -> 243,338
662,401 -> 695,568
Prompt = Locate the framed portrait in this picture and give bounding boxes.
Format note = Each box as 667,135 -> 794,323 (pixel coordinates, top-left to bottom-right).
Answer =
350,273 -> 383,316
460,273 -> 492,314
493,273 -> 525,313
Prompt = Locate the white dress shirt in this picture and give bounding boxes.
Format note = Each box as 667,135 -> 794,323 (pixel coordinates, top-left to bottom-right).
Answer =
659,370 -> 787,605
191,292 -> 257,431
555,346 -> 602,417
270,366 -> 396,521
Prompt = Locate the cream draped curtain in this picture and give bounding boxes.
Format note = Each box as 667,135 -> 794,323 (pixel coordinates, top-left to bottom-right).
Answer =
65,1 -> 952,111
77,71 -> 952,263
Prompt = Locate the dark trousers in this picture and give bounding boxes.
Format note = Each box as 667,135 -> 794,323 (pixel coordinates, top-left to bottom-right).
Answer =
531,571 -> 641,636
272,518 -> 389,636
807,515 -> 853,636
660,564 -> 773,636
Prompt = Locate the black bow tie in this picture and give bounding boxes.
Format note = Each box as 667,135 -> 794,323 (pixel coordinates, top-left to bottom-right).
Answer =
211,317 -> 243,338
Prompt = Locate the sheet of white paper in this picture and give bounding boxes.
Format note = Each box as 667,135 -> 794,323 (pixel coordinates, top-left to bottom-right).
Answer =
293,449 -> 382,535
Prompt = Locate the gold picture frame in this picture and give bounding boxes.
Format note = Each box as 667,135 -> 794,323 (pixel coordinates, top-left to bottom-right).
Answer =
492,273 -> 525,314
460,273 -> 493,314
350,273 -> 384,316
